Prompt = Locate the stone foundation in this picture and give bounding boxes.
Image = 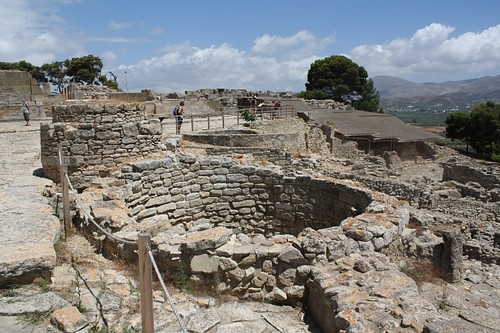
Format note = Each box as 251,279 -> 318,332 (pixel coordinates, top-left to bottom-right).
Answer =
40,102 -> 163,189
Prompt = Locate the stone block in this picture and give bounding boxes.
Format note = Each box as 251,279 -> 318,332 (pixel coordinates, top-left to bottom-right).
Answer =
278,246 -> 308,265
190,254 -> 219,274
180,227 -> 233,253
50,306 -> 88,333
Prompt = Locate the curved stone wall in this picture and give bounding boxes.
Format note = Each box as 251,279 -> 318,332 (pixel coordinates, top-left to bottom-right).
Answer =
121,155 -> 374,236
74,155 -> 412,331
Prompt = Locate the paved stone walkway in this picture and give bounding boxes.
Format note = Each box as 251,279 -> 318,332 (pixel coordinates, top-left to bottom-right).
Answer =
0,120 -> 61,285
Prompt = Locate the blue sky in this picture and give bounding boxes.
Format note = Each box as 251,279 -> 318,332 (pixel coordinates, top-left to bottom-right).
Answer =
1,0 -> 499,93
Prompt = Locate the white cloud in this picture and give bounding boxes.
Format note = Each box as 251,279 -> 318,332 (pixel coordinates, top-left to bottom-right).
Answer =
252,30 -> 335,60
109,20 -> 133,30
349,23 -> 500,81
111,35 -> 327,93
0,0 -> 83,65
102,51 -> 118,63
149,27 -> 164,35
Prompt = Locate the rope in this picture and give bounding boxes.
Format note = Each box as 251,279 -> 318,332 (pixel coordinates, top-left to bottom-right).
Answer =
65,173 -> 138,245
147,248 -> 188,333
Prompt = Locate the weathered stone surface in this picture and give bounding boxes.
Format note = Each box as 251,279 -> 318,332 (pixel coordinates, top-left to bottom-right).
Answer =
266,287 -> 287,302
50,306 -> 88,333
0,316 -> 46,333
423,314 -> 499,333
277,246 -> 307,265
180,227 -> 233,253
216,321 -> 267,333
0,292 -> 70,315
185,308 -> 221,333
190,254 -> 219,273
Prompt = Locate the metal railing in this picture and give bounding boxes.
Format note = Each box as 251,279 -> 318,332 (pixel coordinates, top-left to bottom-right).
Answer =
153,105 -> 296,134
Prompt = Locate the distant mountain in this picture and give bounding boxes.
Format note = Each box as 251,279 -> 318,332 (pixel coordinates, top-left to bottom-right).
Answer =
373,74 -> 500,111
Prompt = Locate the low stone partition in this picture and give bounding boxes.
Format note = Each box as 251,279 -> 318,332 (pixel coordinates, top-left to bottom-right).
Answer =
40,102 -> 163,189
182,129 -> 306,152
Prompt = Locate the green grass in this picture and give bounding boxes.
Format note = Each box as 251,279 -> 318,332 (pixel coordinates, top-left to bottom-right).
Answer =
387,110 -> 451,126
17,310 -> 52,327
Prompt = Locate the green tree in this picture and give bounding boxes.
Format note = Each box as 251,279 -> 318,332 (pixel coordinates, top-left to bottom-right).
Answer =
352,78 -> 381,113
469,101 -> 500,158
296,89 -> 326,100
98,74 -> 119,90
0,60 -> 44,82
41,61 -> 67,93
445,101 -> 500,160
65,55 -> 103,85
445,111 -> 471,151
303,55 -> 381,112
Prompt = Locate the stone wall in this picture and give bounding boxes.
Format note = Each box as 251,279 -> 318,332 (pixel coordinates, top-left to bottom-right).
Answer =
182,131 -> 305,152
0,70 -> 43,99
121,155 -> 374,236
0,70 -> 46,120
74,163 -> 413,329
443,161 -> 500,191
108,90 -> 155,103
40,102 -> 163,189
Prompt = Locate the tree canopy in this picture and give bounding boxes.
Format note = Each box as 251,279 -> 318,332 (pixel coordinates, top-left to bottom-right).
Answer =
1,55 -> 118,92
65,55 -> 103,84
300,55 -> 381,112
445,101 -> 500,161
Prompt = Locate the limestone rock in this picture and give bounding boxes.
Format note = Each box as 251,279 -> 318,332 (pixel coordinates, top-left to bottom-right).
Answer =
277,246 -> 308,265
50,306 -> 88,333
185,308 -> 220,333
216,321 -> 267,333
190,254 -> 219,273
180,227 -> 233,253
0,292 -> 70,315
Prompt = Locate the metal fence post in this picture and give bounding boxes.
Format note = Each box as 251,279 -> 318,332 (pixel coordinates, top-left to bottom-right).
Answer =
138,232 -> 154,333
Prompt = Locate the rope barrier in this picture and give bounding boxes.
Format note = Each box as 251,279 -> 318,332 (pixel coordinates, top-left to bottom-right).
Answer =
65,173 -> 138,246
147,247 -> 188,333
61,156 -> 190,332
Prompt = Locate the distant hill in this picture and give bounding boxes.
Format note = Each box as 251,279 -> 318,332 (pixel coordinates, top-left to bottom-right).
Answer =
373,74 -> 500,111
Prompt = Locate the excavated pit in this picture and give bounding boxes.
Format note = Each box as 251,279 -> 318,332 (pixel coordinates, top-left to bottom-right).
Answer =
43,103 -> 443,332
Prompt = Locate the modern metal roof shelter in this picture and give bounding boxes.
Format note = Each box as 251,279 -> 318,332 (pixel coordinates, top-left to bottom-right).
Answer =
307,109 -> 442,142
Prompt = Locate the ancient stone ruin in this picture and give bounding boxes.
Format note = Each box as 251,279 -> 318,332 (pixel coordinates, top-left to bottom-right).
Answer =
36,100 -> 500,332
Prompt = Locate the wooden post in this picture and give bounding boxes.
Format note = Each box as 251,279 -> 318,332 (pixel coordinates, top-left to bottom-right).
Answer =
138,232 -> 154,333
222,114 -> 225,128
190,115 -> 194,132
207,115 -> 210,130
61,165 -> 71,239
58,144 -> 71,239
237,112 -> 240,125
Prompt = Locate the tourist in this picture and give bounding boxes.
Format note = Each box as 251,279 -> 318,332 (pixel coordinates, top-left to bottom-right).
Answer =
174,100 -> 185,134
21,99 -> 31,126
271,100 -> 280,119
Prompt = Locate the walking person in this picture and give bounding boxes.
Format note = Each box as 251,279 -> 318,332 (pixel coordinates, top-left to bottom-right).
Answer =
173,100 -> 185,134
21,99 -> 31,126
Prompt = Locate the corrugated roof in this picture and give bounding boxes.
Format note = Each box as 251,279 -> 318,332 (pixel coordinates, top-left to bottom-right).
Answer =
308,109 -> 442,142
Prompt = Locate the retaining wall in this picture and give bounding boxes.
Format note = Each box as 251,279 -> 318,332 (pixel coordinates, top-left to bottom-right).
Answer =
121,155 -> 374,236
40,102 -> 163,189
